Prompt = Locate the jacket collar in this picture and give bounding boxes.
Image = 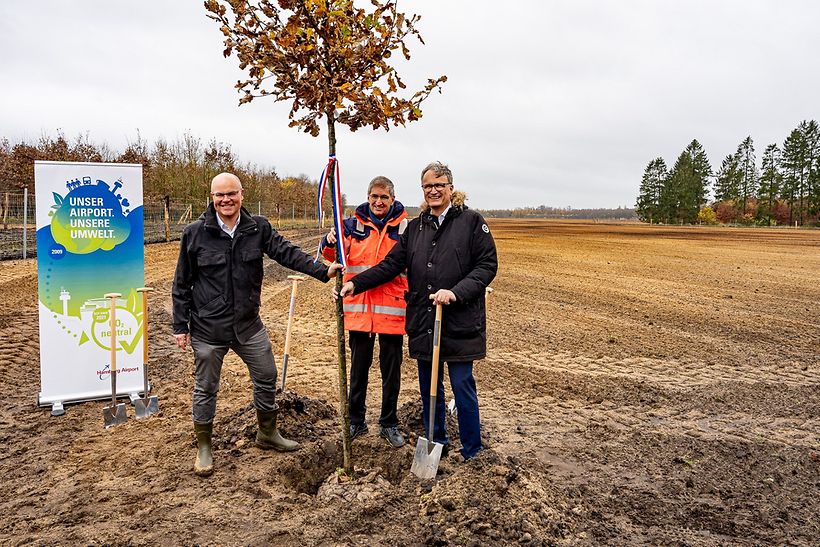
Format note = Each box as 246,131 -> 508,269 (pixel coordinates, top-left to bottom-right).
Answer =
201,204 -> 257,234
355,200 -> 406,228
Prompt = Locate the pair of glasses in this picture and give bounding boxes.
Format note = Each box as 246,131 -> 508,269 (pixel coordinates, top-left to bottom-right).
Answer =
421,182 -> 449,193
211,190 -> 240,198
368,193 -> 391,202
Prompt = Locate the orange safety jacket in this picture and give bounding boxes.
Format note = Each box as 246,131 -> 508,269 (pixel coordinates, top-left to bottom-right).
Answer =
321,202 -> 408,334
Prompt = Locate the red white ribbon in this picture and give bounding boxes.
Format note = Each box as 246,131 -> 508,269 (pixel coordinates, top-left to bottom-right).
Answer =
315,155 -> 346,267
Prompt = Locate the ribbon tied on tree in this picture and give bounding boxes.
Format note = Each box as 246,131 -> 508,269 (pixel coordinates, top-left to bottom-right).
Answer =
315,155 -> 347,267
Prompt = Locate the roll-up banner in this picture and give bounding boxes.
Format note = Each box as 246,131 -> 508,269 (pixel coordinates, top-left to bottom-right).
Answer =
34,161 -> 145,415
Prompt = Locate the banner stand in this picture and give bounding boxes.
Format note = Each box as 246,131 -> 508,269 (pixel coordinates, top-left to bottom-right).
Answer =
34,161 -> 146,415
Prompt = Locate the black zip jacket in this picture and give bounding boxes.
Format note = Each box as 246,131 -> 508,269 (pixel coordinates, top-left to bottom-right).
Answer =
172,204 -> 330,344
350,200 -> 497,361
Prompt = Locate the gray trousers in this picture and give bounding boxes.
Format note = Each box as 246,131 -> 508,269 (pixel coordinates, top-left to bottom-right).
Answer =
190,328 -> 277,424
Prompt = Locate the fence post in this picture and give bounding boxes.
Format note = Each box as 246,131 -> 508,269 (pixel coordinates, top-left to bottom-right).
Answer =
163,196 -> 171,242
3,193 -> 8,230
23,187 -> 28,259
258,201 -> 261,216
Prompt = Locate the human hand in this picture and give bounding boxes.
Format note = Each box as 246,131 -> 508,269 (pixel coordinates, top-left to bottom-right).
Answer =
174,333 -> 190,351
429,289 -> 457,305
326,226 -> 337,245
334,281 -> 355,300
327,262 -> 343,278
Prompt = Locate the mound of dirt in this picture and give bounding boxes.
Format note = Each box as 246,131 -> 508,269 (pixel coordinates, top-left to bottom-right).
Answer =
417,450 -> 582,545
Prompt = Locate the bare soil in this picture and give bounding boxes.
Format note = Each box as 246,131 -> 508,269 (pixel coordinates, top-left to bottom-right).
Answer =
1,221 -> 819,546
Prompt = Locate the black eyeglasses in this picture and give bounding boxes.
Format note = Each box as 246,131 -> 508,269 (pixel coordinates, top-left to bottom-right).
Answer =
421,182 -> 450,193
211,190 -> 241,198
368,193 -> 392,202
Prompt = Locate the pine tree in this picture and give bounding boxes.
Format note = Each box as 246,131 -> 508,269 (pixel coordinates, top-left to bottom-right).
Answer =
757,143 -> 781,224
687,140 -> 712,220
663,151 -> 692,224
801,120 -> 820,220
663,139 -> 711,224
636,158 -> 667,223
781,127 -> 805,225
736,136 -> 758,219
714,153 -> 741,203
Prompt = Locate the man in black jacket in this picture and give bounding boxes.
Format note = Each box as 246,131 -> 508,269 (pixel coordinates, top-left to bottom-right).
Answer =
339,161 -> 497,461
173,172 -> 341,477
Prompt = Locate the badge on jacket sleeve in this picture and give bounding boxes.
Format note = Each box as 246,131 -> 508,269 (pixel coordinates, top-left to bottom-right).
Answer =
482,223 -> 489,233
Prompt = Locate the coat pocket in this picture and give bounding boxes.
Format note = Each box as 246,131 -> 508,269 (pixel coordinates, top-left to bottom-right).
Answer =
196,251 -> 227,268
444,299 -> 482,337
196,294 -> 229,319
241,248 -> 264,296
404,291 -> 426,335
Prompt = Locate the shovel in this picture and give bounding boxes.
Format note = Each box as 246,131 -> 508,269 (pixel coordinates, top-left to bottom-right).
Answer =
280,275 -> 306,392
134,287 -> 159,418
102,292 -> 128,428
411,302 -> 445,479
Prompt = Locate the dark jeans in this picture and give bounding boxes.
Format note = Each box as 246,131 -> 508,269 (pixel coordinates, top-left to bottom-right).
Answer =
190,328 -> 277,424
417,359 -> 482,459
348,331 -> 403,428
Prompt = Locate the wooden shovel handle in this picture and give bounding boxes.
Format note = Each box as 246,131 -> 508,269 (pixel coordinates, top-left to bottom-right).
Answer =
283,278 -> 302,356
429,303 -> 443,394
104,293 -> 121,373
137,287 -> 153,362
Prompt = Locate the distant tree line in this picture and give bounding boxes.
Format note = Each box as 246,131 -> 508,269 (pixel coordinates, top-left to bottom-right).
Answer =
636,120 -> 820,226
0,131 -> 341,215
479,205 -> 636,220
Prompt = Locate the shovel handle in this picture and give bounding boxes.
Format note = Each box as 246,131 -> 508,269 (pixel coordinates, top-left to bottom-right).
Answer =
431,303 -> 443,380
283,277 -> 303,358
427,303 -> 443,439
281,276 -> 305,391
485,286 -> 493,319
137,287 -> 153,396
104,293 -> 121,373
104,293 -> 121,406
137,288 -> 153,363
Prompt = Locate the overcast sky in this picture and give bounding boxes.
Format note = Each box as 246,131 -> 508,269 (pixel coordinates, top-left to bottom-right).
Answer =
2,1 -> 818,209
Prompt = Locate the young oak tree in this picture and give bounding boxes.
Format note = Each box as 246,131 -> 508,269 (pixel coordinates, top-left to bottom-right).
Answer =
205,0 -> 446,473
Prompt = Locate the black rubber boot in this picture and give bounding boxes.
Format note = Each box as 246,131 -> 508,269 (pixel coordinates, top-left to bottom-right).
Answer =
255,408 -> 299,452
194,422 -> 214,477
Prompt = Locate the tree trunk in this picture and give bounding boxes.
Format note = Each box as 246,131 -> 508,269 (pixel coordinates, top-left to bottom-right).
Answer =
163,196 -> 171,242
326,109 -> 352,475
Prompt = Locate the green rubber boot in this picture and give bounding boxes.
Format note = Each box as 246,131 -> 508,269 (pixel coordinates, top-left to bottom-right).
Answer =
255,408 -> 299,452
194,422 -> 214,477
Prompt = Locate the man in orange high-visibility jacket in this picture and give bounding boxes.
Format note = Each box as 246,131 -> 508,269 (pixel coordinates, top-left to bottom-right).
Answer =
321,176 -> 409,448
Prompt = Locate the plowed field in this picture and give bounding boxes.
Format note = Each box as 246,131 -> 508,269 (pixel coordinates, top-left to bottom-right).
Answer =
1,220 -> 818,546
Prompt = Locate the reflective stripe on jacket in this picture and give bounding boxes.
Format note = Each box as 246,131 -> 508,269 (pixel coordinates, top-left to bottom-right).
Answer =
321,202 -> 408,334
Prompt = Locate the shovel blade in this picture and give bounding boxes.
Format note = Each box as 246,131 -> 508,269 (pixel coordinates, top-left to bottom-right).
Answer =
410,436 -> 444,480
103,403 -> 128,428
133,396 -> 160,419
